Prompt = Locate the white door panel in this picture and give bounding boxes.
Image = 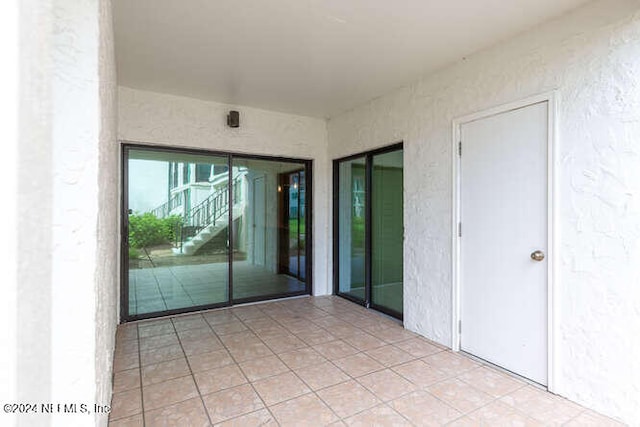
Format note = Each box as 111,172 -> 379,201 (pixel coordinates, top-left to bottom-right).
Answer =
460,101 -> 548,385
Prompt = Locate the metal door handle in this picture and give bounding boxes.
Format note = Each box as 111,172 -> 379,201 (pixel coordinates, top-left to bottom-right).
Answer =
530,250 -> 545,261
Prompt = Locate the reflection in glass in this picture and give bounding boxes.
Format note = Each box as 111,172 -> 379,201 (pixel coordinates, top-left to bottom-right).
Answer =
371,150 -> 403,315
231,158 -> 307,301
337,157 -> 366,302
127,149 -> 229,316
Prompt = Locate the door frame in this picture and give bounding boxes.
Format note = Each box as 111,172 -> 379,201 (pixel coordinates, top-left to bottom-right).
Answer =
451,92 -> 558,391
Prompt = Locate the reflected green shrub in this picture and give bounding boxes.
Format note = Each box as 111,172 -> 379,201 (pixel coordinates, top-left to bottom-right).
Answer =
128,213 -> 182,248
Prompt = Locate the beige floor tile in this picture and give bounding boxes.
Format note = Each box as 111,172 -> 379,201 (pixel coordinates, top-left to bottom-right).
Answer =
244,317 -> 280,329
116,324 -> 139,342
113,298 -> 622,427
499,386 -> 583,425
341,332 -> 387,351
220,331 -> 261,347
108,413 -> 143,427
311,316 -> 350,329
365,345 -> 415,367
177,326 -> 218,343
366,326 -> 417,344
212,321 -> 248,336
357,369 -> 417,402
182,337 -> 225,356
113,368 -> 141,393
392,359 -> 449,387
263,334 -> 308,352
312,340 -> 359,360
252,371 -> 311,405
115,339 -> 139,356
446,415 -> 481,426
270,393 -> 339,427
203,310 -> 239,326
333,353 -> 384,378
214,408 -> 276,426
458,366 -> 524,398
426,378 -> 493,413
393,338 -> 442,358
139,333 -> 179,351
228,342 -> 275,362
110,388 -> 142,421
278,347 -> 327,370
330,324 -> 362,338
140,344 -> 184,366
295,328 -> 337,346
188,349 -> 235,373
294,361 -> 351,390
422,351 -> 480,376
194,364 -> 247,395
144,397 -> 210,427
564,410 -> 626,426
143,375 -> 199,411
141,357 -> 190,386
138,322 -> 174,338
172,315 -> 209,331
465,400 -> 543,426
202,383 -> 264,424
239,355 -> 289,381
317,380 -> 380,418
230,306 -> 266,320
114,351 -> 141,372
390,390 -> 462,426
253,325 -> 290,339
344,403 -> 412,427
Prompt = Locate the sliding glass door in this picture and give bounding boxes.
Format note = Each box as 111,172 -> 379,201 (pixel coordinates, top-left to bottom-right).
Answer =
230,158 -> 308,302
333,144 -> 403,319
123,145 -> 312,321
126,149 -> 230,317
371,150 -> 404,315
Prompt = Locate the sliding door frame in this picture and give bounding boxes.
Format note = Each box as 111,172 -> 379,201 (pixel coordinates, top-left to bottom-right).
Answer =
120,142 -> 313,322
332,142 -> 403,320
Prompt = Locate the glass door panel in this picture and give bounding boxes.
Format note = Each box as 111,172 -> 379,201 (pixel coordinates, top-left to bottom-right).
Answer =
125,148 -> 229,318
337,157 -> 367,302
231,158 -> 308,302
371,150 -> 404,316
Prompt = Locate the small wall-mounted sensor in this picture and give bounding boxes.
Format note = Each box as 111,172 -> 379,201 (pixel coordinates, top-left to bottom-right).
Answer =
227,110 -> 240,128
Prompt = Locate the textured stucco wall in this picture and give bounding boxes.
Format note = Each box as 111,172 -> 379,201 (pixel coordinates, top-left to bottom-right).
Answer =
327,0 -> 640,423
95,0 -> 118,426
11,0 -> 118,426
1,0 -> 19,425
118,87 -> 332,295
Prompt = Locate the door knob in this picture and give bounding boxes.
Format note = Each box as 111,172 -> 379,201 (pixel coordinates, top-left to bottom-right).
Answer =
530,250 -> 545,262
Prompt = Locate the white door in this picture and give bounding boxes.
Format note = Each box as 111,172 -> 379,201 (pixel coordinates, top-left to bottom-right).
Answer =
460,101 -> 548,385
252,176 -> 266,266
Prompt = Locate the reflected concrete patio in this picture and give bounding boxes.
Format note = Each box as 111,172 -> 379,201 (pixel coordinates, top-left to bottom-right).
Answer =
129,261 -> 305,315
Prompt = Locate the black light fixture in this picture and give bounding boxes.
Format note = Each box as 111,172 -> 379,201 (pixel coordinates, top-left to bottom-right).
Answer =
227,110 -> 240,128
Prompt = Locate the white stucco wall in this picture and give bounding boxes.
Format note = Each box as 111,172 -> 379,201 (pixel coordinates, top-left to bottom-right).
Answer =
95,0 -> 119,425
1,1 -> 18,425
10,0 -> 118,426
118,87 -> 331,295
327,0 -> 640,423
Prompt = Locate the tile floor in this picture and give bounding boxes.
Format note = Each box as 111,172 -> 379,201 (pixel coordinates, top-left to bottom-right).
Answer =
110,296 -> 623,426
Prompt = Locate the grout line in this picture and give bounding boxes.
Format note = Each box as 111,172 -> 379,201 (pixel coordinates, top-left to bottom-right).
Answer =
202,310 -> 282,426
169,317 -> 215,427
136,323 -> 146,427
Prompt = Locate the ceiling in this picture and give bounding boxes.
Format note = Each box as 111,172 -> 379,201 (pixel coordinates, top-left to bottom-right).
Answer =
114,0 -> 590,119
